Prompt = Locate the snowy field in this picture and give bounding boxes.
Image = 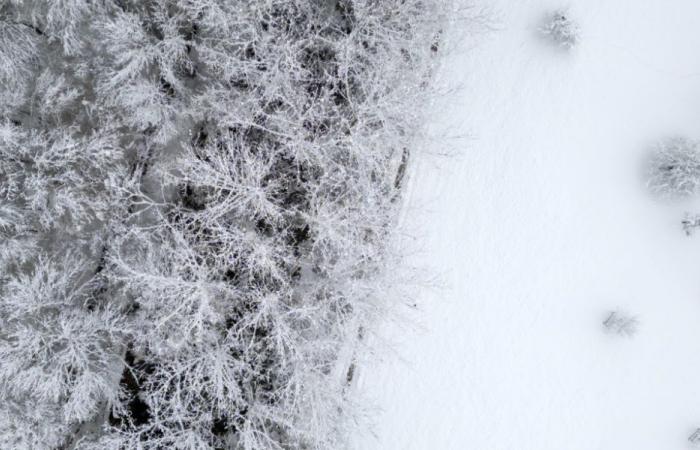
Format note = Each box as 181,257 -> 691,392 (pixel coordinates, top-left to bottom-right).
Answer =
356,1 -> 700,449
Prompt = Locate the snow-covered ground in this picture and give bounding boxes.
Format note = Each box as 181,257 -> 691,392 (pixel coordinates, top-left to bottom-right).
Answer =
355,1 -> 700,449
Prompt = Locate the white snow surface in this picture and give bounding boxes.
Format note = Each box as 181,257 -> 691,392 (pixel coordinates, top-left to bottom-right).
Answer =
355,1 -> 700,449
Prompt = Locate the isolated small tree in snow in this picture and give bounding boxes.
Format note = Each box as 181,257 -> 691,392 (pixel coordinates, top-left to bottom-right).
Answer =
690,428 -> 700,445
648,138 -> 700,198
682,213 -> 700,236
603,310 -> 639,337
540,10 -> 579,49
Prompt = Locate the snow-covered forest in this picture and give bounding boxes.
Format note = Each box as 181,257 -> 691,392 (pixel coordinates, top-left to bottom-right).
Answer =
6,1 -> 700,450
0,1 -> 450,449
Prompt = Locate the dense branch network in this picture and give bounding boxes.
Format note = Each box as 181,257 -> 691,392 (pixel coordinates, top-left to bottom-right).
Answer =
0,1 -> 449,449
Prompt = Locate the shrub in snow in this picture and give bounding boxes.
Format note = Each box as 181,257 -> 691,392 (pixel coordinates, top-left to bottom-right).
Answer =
682,213 -> 700,236
603,310 -> 639,337
648,138 -> 700,198
690,428 -> 700,445
540,10 -> 579,49
0,1 -> 450,449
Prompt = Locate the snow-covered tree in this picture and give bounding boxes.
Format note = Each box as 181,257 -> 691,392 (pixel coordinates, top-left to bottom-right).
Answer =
0,253 -> 127,449
540,10 -> 579,49
648,137 -> 700,198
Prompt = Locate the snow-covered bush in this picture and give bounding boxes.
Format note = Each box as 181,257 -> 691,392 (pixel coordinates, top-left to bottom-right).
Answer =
540,10 -> 579,49
690,428 -> 700,445
603,310 -> 639,337
648,137 -> 700,198
682,213 -> 700,236
0,1 -> 450,448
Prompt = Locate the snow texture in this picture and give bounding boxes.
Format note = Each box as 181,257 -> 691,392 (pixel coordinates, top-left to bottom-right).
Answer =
354,1 -> 700,449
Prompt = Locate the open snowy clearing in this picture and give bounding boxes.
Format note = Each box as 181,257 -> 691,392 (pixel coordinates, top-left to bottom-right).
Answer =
356,1 -> 700,449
